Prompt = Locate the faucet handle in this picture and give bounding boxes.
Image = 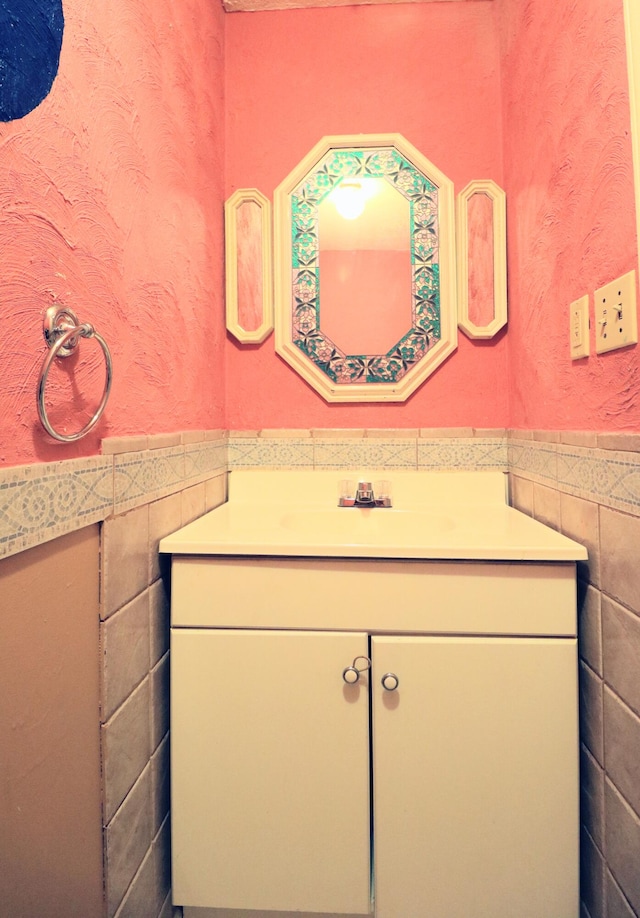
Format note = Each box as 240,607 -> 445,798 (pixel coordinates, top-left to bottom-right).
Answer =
373,478 -> 392,507
338,479 -> 356,507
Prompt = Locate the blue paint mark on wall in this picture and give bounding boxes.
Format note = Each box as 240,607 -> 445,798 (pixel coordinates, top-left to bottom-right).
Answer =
0,0 -> 64,122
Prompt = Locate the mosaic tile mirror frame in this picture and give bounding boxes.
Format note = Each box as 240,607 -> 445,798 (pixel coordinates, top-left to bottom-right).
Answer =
273,134 -> 458,403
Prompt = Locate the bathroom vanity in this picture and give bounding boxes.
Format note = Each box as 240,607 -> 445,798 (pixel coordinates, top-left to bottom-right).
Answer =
160,471 -> 587,918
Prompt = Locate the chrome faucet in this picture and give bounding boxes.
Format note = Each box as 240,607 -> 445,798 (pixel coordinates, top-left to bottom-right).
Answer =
355,480 -> 374,505
338,479 -> 392,508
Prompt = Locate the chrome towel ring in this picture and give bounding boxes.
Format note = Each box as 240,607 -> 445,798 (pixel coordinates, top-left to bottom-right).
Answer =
37,305 -> 113,442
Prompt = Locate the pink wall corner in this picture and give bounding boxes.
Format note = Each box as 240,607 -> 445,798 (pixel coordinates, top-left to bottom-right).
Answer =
0,0 -> 226,468
224,2 -> 508,429
497,0 -> 640,431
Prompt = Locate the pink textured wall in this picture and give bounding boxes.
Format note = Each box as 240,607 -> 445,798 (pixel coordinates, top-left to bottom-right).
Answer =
497,0 -> 639,430
3,0 -> 635,462
0,0 -> 226,467
224,3 -> 507,429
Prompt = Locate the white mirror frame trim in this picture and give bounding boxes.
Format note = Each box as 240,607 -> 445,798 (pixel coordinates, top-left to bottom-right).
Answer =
225,188 -> 274,345
624,0 -> 640,279
273,134 -> 457,403
456,179 -> 507,340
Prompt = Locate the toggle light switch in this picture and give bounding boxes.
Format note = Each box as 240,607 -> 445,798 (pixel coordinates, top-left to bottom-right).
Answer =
595,271 -> 638,354
570,295 -> 589,360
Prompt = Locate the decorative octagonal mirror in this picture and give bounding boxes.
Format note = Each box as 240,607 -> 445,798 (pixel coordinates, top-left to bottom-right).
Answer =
273,134 -> 457,402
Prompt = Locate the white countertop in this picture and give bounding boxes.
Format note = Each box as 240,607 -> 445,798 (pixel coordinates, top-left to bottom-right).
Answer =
160,470 -> 588,562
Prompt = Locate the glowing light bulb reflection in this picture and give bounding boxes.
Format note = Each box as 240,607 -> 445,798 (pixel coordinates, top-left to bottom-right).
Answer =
333,182 -> 366,220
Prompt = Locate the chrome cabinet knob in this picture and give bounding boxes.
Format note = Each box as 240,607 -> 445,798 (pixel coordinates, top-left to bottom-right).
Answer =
343,666 -> 360,685
381,672 -> 399,692
342,655 -> 371,685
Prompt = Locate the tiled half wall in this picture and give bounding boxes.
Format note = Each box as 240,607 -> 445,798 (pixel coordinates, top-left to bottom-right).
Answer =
1,431 -> 227,918
99,434 -> 228,918
3,428 -> 640,917
509,431 -> 640,918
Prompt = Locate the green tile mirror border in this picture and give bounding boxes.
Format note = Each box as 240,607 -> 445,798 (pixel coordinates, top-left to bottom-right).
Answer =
273,134 -> 458,403
6,429 -> 640,561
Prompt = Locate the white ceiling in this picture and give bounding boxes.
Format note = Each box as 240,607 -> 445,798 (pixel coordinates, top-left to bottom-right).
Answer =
223,0 -> 485,14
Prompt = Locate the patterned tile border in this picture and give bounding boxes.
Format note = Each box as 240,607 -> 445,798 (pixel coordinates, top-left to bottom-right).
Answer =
228,435 -> 508,472
417,437 -> 508,470
112,437 -> 225,515
114,447 -> 186,515
184,439 -> 229,484
508,438 -> 558,486
0,456 -> 114,559
0,436 -> 228,561
314,438 -> 418,469
509,437 -> 640,516
227,437 -> 314,469
5,430 -> 640,561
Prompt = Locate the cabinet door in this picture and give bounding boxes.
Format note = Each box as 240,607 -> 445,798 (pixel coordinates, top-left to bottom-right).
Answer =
372,636 -> 579,918
171,629 -> 371,914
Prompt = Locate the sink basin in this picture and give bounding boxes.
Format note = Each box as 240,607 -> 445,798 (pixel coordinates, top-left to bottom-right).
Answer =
159,470 -> 589,562
279,508 -> 455,539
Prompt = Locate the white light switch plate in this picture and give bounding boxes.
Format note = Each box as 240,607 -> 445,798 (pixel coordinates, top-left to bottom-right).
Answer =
570,295 -> 589,359
595,270 -> 637,354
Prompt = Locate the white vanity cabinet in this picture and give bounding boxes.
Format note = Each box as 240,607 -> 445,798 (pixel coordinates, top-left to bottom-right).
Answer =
162,470 -> 586,918
169,558 -> 580,918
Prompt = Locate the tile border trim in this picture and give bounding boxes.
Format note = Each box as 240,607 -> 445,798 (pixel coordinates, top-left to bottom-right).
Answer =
4,429 -> 640,561
227,434 -> 509,471
509,437 -> 640,515
0,435 -> 228,561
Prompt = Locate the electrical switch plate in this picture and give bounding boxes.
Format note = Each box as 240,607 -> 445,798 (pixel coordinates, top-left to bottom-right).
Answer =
595,270 -> 638,354
570,295 -> 589,359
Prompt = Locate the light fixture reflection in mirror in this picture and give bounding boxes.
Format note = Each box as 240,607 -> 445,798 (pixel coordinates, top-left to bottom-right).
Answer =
332,181 -> 366,220
330,177 -> 381,220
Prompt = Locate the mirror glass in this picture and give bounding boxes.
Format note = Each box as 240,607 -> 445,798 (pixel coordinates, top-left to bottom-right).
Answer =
317,178 -> 412,355
274,135 -> 457,403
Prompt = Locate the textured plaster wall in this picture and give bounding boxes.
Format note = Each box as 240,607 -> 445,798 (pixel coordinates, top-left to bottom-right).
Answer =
224,1 -> 507,429
0,0 -> 226,468
497,0 -> 639,431
2,0 -> 638,466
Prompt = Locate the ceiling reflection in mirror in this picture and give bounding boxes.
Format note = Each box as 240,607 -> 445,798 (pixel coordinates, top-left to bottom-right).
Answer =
290,147 -> 441,386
